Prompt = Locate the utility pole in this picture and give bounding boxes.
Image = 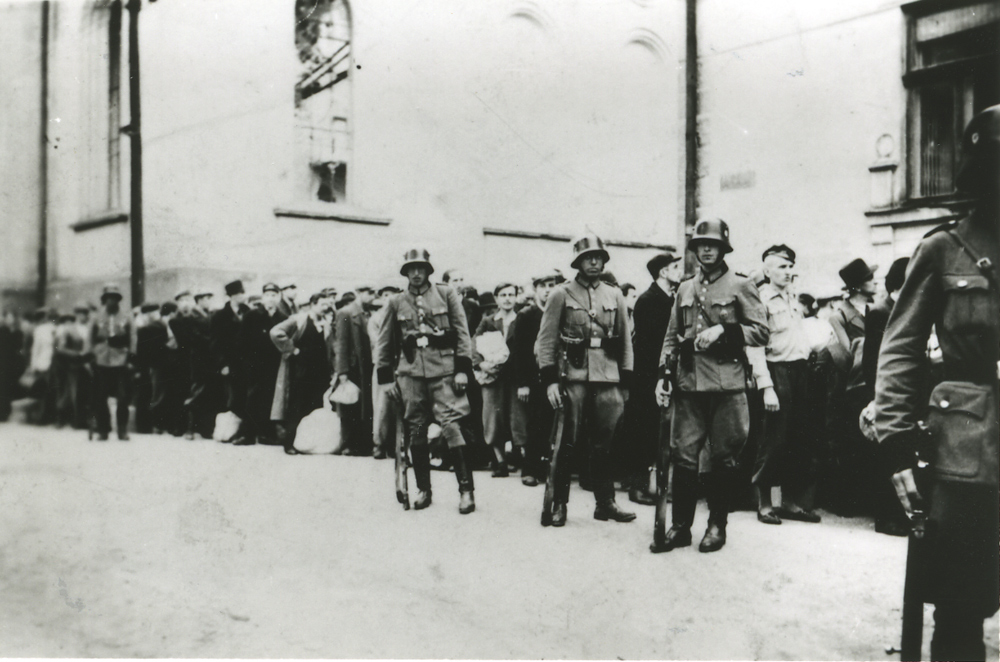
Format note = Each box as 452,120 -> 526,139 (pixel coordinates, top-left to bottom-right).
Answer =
683,0 -> 699,275
126,0 -> 145,305
37,0 -> 50,306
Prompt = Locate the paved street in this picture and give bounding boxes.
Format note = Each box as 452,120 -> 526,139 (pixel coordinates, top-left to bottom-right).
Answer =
0,422 -> 996,660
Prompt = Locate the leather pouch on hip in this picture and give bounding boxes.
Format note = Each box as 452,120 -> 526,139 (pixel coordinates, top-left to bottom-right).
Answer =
601,336 -> 623,362
679,337 -> 695,372
428,329 -> 458,350
927,381 -> 999,484
562,336 -> 585,369
402,335 -> 418,363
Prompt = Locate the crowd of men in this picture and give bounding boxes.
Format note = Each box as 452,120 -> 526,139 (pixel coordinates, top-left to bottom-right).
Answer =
0,104 -> 995,662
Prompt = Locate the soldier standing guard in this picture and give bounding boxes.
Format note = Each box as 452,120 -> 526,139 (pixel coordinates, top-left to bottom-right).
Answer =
375,248 -> 477,514
535,234 -> 636,527
876,105 -> 1000,661
89,284 -> 135,441
653,219 -> 769,553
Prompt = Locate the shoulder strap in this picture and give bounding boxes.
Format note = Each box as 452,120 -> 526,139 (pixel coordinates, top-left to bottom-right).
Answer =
946,228 -> 1000,290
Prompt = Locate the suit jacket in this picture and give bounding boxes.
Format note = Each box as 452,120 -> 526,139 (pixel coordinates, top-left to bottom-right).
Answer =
632,281 -> 674,383
211,303 -> 250,372
862,296 -> 893,400
827,298 -> 867,376
335,299 -> 372,378
510,303 -> 543,388
238,308 -> 287,374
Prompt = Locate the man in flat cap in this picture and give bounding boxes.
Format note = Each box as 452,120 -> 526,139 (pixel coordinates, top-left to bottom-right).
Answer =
626,251 -> 683,512
278,284 -> 299,318
170,289 -> 216,439
750,245 -> 821,525
237,283 -> 288,445
375,248 -> 477,514
536,234 -> 636,526
212,280 -> 251,442
335,286 -> 377,456
509,269 -> 564,486
89,284 -> 135,440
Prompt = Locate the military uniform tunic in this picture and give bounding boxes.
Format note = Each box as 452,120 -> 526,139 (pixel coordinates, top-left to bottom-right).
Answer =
875,212 -> 999,616
659,262 -> 769,471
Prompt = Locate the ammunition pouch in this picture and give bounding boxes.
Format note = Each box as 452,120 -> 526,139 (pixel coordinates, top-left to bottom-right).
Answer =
679,338 -> 695,372
427,328 -> 458,350
601,335 -> 623,362
402,335 -> 418,363
926,381 -> 999,485
561,335 -> 586,369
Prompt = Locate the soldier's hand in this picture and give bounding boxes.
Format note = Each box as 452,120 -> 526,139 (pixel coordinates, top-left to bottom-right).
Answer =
517,386 -> 530,403
453,372 -> 468,394
695,324 -> 725,351
891,468 -> 924,516
655,379 -> 671,409
547,383 -> 563,409
762,387 -> 780,412
389,381 -> 402,404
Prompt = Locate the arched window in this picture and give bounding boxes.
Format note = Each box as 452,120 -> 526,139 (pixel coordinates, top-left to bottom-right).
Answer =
295,0 -> 352,203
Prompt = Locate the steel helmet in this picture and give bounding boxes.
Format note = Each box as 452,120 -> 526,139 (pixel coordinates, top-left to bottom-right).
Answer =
570,234 -> 610,269
689,218 -> 733,254
956,104 -> 1000,197
400,248 -> 434,276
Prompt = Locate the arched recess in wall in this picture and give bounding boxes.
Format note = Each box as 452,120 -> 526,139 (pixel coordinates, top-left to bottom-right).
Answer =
294,0 -> 353,204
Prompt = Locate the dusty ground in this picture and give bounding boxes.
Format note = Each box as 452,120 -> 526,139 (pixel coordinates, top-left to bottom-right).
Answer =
0,422 -> 996,660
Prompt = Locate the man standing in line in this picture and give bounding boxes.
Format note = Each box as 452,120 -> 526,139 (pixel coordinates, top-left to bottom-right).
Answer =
89,285 -> 135,441
375,249 -> 477,514
535,234 -> 636,527
474,282 -> 519,477
751,245 -> 821,525
626,251 -> 682,508
170,290 -> 215,439
509,270 -> 564,487
212,280 -> 251,442
653,219 -> 769,553
368,285 -> 402,459
335,286 -> 376,457
237,283 -> 287,446
876,105 -> 999,662
278,283 -> 299,318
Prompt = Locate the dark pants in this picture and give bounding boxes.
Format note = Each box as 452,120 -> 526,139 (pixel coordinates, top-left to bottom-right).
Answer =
553,382 -> 625,504
398,374 -> 470,449
149,362 -> 181,434
511,383 -> 554,481
338,365 -> 374,454
133,367 -> 152,433
246,362 -> 280,443
754,361 -> 816,501
222,365 -> 248,418
621,375 -> 668,489
93,366 -> 130,436
931,603 -> 988,661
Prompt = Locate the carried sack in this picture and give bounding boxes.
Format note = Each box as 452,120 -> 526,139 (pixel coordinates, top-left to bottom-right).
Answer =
330,379 -> 361,405
212,411 -> 242,442
474,330 -> 510,385
294,406 -> 343,454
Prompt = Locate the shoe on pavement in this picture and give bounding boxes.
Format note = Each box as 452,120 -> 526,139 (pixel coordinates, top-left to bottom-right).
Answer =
96,432 -> 109,441
777,507 -> 821,523
233,436 -> 256,446
373,449 -> 387,460
284,446 -> 300,455
629,487 -> 656,506
551,504 -> 567,527
650,526 -> 692,553
757,509 -> 782,525
521,475 -> 539,487
459,491 -> 475,514
875,518 -> 909,537
413,490 -> 432,510
594,500 -> 637,522
699,523 -> 727,553
117,432 -> 129,441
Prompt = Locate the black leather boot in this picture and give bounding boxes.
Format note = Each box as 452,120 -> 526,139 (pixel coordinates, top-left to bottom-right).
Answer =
594,499 -> 637,522
411,444 -> 433,510
452,447 -> 475,514
551,503 -> 567,527
651,465 -> 698,553
699,470 -> 730,553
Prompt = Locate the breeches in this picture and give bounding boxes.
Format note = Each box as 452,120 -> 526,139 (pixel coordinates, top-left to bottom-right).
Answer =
399,375 -> 471,448
671,390 -> 749,472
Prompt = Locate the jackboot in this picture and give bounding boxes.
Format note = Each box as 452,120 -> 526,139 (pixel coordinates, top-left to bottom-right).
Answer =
551,503 -> 567,527
594,499 -> 637,522
699,470 -> 730,553
452,447 -> 476,514
651,465 -> 698,553
592,449 -> 635,521
411,444 -> 433,510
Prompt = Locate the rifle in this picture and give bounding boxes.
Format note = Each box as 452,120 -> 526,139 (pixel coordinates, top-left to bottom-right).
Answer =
393,391 -> 410,510
540,392 -> 566,527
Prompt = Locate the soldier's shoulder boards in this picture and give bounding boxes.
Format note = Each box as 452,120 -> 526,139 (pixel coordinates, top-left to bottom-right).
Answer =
923,219 -> 959,239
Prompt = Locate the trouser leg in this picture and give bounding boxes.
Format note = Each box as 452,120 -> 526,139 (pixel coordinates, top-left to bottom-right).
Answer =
557,383 -> 587,504
931,603 -> 986,662
114,368 -> 130,435
591,384 -> 625,504
93,367 -> 112,435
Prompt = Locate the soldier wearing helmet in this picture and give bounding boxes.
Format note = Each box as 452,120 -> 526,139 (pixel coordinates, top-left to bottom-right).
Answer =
535,233 -> 636,526
375,248 -> 477,515
652,218 -> 769,553
875,105 -> 1000,660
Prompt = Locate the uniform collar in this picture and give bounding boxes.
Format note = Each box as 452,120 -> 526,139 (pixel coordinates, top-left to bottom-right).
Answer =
574,275 -> 602,290
408,283 -> 432,297
699,260 -> 729,285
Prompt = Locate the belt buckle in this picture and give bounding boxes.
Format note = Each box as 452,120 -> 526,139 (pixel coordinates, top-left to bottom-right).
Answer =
589,337 -> 602,349
416,336 -> 429,348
